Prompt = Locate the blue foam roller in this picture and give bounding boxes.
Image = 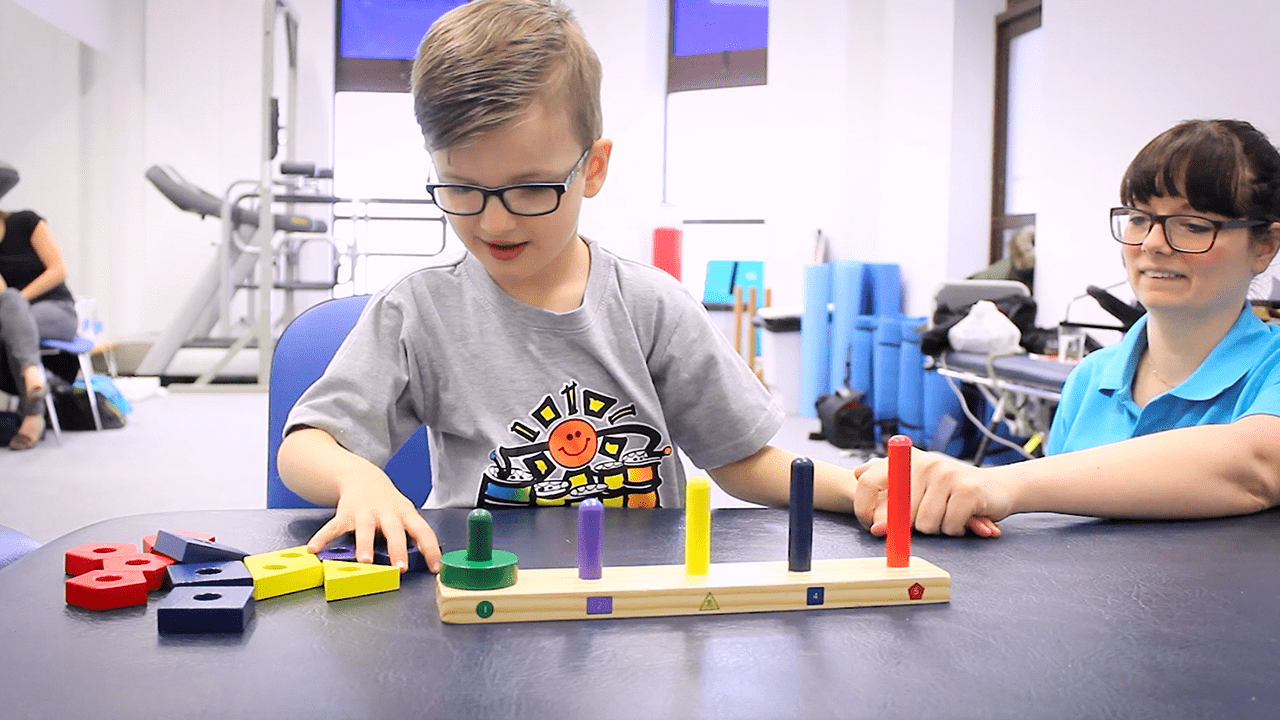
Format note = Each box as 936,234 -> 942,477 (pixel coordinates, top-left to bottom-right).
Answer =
800,264 -> 833,417
923,369 -> 965,456
867,263 -> 903,316
897,316 -> 928,446
828,262 -> 865,390
851,316 -> 876,400
872,316 -> 903,436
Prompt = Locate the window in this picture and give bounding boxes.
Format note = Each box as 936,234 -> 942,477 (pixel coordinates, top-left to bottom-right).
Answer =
990,0 -> 1041,264
668,0 -> 768,93
336,0 -> 467,93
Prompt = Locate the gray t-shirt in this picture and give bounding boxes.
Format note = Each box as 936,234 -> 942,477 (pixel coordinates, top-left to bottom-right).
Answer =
286,239 -> 783,509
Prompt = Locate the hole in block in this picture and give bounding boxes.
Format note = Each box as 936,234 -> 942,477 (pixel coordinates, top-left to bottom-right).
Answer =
125,559 -> 149,566
93,547 -> 118,554
263,564 -> 287,570
193,593 -> 223,601
96,575 -> 123,582
196,567 -> 222,575
280,552 -> 303,558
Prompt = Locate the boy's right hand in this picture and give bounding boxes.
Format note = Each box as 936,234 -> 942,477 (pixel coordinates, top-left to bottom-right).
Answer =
305,470 -> 442,573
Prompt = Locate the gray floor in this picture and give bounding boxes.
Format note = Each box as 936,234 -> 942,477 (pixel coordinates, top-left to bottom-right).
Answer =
0,390 -> 859,544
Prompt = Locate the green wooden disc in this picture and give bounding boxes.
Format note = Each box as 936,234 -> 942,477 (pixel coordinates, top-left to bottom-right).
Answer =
438,548 -> 519,590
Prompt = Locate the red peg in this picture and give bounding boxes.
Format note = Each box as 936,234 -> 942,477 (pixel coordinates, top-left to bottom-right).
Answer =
886,435 -> 912,568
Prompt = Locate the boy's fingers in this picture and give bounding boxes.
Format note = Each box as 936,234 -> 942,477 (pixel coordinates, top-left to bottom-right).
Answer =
405,516 -> 443,573
307,516 -> 350,554
353,514 -> 377,563
380,516 -> 409,572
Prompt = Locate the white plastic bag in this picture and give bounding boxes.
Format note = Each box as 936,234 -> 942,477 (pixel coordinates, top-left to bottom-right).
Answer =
947,300 -> 1022,355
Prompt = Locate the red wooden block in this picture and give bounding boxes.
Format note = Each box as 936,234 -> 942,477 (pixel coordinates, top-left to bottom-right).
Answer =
143,531 -> 215,555
103,553 -> 175,592
65,543 -> 140,576
65,570 -> 149,611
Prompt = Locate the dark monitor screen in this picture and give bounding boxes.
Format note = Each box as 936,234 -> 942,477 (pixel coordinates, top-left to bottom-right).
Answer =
672,0 -> 768,57
339,0 -> 467,61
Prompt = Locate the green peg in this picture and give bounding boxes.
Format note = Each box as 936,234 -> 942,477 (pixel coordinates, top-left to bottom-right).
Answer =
439,509 -> 519,592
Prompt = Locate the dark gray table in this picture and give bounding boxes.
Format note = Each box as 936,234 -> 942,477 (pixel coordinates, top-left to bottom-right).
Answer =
1,507 -> 1277,720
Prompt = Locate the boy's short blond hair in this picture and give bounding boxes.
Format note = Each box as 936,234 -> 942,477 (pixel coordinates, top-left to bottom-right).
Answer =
411,0 -> 603,152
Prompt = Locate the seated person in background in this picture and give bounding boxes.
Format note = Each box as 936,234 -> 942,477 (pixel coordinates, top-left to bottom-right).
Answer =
278,0 -> 861,572
854,118 -> 1280,536
969,225 -> 1035,292
0,209 -> 78,450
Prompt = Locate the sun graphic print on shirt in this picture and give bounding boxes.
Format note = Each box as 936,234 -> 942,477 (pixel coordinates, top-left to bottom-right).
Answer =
478,380 -> 673,508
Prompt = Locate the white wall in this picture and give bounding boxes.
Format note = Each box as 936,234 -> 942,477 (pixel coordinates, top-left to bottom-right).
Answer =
0,0 -> 87,301
1037,0 -> 1280,328
6,0 -> 1280,348
0,0 -> 334,341
9,0 -> 113,51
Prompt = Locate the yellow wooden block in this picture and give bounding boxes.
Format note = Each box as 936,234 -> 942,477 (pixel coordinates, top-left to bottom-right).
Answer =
243,546 -> 323,600
437,556 -> 950,624
323,560 -> 400,601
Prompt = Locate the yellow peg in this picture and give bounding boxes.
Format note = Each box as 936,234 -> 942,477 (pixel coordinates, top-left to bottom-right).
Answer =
685,476 -> 711,575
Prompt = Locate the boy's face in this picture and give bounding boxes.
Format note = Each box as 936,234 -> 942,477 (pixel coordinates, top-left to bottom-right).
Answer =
430,99 -> 610,305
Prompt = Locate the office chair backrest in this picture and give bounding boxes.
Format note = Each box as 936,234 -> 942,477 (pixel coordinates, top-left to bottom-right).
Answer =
267,295 -> 432,508
0,523 -> 40,571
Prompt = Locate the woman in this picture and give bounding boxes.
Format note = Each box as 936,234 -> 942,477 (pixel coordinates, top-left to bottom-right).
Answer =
0,209 -> 78,450
853,119 -> 1280,536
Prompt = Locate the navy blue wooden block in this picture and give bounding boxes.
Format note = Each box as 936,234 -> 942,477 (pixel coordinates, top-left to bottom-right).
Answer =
166,561 -> 254,588
157,586 -> 255,634
153,530 -> 248,563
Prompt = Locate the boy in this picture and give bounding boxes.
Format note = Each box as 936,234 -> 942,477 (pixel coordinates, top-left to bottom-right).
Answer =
279,0 -> 860,572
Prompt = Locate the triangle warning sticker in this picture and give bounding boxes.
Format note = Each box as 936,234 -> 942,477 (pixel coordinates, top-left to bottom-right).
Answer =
699,592 -> 720,611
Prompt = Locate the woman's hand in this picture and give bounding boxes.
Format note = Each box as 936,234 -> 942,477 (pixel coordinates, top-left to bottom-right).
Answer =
852,447 -> 1009,537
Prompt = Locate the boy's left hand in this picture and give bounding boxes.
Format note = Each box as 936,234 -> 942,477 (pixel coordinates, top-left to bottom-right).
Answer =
852,447 -> 1006,538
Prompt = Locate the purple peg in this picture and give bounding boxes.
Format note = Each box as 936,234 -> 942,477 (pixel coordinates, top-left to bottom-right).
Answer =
578,499 -> 604,580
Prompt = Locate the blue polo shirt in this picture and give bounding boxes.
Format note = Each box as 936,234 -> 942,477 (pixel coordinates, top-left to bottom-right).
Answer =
1047,307 -> 1280,455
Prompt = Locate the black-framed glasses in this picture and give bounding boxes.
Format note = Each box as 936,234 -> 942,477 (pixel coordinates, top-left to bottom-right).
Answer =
425,147 -> 591,217
1109,206 -> 1269,254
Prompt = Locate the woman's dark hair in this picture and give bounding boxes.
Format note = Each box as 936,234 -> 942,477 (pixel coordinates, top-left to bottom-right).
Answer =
1121,119 -> 1280,237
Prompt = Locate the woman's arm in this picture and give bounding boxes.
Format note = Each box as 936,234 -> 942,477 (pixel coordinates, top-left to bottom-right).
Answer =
21,220 -> 69,301
853,414 -> 1280,535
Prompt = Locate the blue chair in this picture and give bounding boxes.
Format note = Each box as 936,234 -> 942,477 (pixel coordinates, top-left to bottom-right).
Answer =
0,523 -> 40,571
267,295 -> 432,508
41,335 -> 104,441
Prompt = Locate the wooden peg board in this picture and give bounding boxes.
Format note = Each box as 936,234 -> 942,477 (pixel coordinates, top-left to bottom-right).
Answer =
437,556 -> 949,624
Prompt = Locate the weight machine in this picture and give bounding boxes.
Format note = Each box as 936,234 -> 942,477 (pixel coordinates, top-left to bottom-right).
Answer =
138,0 -> 442,388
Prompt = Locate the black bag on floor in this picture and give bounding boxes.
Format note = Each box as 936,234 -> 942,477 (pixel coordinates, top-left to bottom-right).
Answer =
47,375 -> 125,430
812,387 -> 876,450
